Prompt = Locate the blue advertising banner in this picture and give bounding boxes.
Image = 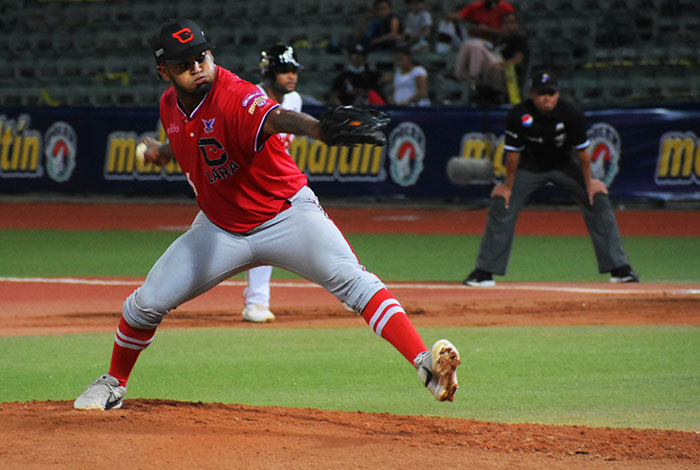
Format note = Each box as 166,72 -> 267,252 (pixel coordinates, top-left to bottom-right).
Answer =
1,104 -> 699,201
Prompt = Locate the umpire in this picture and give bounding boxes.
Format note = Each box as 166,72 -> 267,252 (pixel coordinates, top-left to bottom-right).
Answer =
464,70 -> 639,286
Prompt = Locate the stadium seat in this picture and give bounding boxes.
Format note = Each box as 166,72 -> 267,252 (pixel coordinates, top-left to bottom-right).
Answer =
3,0 -> 697,108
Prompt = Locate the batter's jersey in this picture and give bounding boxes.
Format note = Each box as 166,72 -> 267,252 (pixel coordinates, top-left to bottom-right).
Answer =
256,84 -> 302,152
160,65 -> 308,232
504,98 -> 590,172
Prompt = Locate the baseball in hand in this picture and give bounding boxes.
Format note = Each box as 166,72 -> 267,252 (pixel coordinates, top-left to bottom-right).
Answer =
135,142 -> 148,165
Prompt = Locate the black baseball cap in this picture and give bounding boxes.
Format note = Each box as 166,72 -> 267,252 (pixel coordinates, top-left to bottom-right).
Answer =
530,70 -> 559,94
151,18 -> 215,64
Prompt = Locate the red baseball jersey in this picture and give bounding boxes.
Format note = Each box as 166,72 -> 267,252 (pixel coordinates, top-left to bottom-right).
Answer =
160,66 -> 308,232
460,1 -> 515,38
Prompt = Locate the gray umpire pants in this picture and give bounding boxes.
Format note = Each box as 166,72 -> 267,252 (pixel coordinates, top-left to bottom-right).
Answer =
475,165 -> 630,275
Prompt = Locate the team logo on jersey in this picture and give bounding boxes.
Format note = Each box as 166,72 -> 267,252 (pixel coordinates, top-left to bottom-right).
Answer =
588,122 -> 621,187
521,114 -> 533,127
388,122 -> 425,187
44,121 -> 77,183
167,122 -> 180,134
202,118 -> 215,133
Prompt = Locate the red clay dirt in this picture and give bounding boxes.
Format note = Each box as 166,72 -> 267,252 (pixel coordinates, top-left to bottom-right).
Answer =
1,202 -> 699,469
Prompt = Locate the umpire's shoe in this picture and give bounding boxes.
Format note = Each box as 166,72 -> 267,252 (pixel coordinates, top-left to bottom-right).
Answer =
74,374 -> 126,410
415,339 -> 461,402
463,268 -> 495,287
610,264 -> 640,283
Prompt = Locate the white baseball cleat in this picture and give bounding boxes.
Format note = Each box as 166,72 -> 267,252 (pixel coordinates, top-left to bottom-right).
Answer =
415,339 -> 461,402
74,374 -> 126,410
242,303 -> 275,323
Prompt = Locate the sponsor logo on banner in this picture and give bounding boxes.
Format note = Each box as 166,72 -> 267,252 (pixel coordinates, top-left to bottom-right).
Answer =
0,114 -> 43,178
655,131 -> 700,185
458,132 -> 505,179
587,122 -> 621,187
388,122 -> 425,187
44,121 -> 77,182
103,121 -> 183,181
289,137 -> 386,182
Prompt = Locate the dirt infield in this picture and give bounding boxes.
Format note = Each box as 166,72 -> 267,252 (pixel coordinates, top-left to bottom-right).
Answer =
1,202 -> 699,469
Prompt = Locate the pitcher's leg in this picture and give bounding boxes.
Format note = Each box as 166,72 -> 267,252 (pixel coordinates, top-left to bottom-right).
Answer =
253,188 -> 427,366
115,212 -> 254,385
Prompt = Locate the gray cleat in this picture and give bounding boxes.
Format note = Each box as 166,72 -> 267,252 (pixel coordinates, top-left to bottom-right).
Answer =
415,339 -> 461,402
74,374 -> 126,410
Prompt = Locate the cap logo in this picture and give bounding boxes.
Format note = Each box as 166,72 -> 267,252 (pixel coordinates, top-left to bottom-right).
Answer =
541,73 -> 550,83
280,46 -> 296,65
172,28 -> 194,44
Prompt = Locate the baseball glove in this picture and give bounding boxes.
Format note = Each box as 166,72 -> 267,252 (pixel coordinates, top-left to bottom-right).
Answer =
319,106 -> 390,146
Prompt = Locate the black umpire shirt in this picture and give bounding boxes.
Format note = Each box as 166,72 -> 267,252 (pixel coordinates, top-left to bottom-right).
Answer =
503,98 -> 590,172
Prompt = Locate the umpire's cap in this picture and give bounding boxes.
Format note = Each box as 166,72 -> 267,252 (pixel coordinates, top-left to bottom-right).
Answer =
151,18 -> 215,64
530,70 -> 559,94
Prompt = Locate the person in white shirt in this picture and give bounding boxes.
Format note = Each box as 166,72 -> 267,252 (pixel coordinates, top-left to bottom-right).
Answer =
403,0 -> 433,52
390,48 -> 430,106
242,45 -> 303,323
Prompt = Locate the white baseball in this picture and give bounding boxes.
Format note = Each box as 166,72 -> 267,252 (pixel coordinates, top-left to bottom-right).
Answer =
135,142 -> 148,165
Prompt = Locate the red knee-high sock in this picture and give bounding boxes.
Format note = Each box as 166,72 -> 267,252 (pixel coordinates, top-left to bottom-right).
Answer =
108,316 -> 156,386
361,288 -> 427,365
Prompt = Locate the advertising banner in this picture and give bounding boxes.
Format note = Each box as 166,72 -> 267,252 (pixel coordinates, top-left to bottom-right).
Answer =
1,104 -> 698,201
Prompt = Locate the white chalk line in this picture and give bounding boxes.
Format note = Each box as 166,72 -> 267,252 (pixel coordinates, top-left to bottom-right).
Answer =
0,277 -> 698,296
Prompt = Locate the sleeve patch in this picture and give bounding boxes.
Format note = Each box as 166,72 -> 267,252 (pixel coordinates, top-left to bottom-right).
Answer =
248,96 -> 268,115
242,91 -> 265,108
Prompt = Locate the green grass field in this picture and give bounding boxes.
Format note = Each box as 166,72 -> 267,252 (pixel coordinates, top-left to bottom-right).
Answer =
1,228 -> 699,431
1,229 -> 699,282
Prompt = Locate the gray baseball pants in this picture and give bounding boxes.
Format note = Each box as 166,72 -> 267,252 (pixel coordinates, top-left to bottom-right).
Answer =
123,186 -> 385,329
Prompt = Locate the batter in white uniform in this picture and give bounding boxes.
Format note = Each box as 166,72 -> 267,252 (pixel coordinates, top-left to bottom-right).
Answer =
243,45 -> 304,323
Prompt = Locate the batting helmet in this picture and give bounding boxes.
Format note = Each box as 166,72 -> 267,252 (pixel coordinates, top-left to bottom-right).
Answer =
259,45 -> 303,81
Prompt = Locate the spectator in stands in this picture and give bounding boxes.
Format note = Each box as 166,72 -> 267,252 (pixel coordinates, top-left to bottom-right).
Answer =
358,0 -> 403,51
386,47 -> 430,106
454,12 -> 527,100
446,0 -> 515,43
401,0 -> 433,53
329,44 -> 386,106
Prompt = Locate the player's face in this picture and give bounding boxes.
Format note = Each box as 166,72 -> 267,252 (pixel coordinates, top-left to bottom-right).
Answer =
159,50 -> 216,97
273,68 -> 298,95
531,90 -> 559,113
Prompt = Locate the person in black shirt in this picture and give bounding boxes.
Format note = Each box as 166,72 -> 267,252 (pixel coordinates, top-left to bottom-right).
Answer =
464,70 -> 639,286
329,44 -> 385,106
358,0 -> 403,51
